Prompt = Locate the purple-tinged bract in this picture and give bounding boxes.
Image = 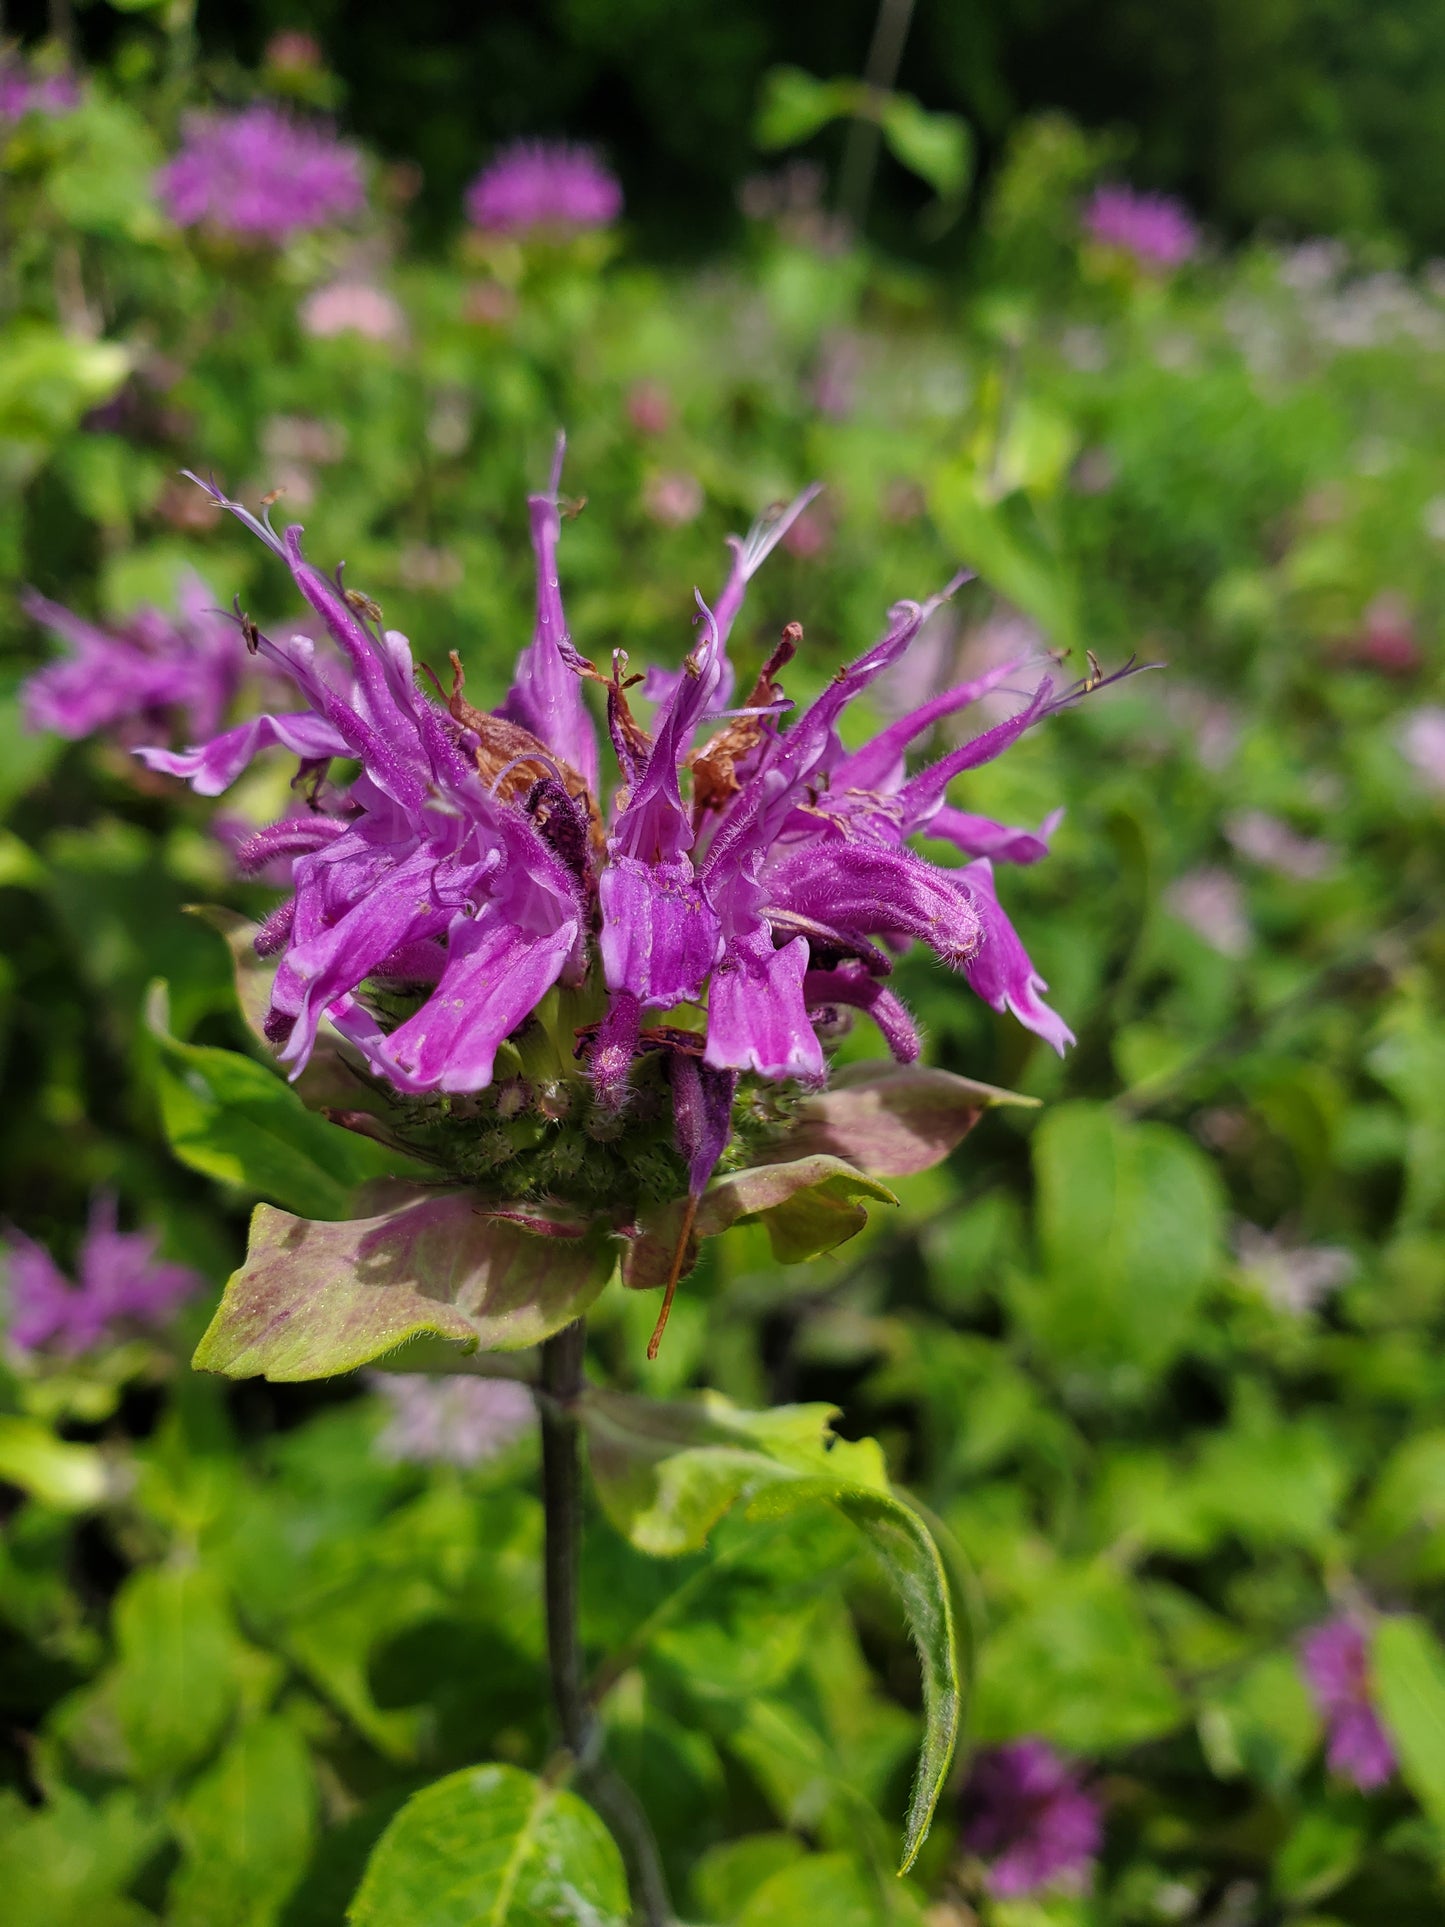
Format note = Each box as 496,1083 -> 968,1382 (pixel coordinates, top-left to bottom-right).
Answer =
1300,1616 -> 1398,1790
157,105 -> 365,242
962,1738 -> 1102,1897
22,573 -> 246,749
465,140 -> 622,237
1084,184 -> 1198,270
3,1197 -> 202,1356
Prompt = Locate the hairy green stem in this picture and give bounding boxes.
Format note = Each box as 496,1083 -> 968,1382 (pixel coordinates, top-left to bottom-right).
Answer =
537,1322 -> 672,1926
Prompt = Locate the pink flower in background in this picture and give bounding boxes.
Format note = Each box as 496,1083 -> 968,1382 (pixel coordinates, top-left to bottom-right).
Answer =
626,381 -> 673,437
1235,1224 -> 1354,1315
1223,810 -> 1334,881
371,1374 -> 536,1467
3,1197 -> 202,1356
641,470 -> 703,527
465,140 -> 622,237
962,1740 -> 1102,1897
1165,866 -> 1252,957
300,281 -> 406,342
1399,706 -> 1445,795
22,574 -> 244,749
0,55 -> 79,123
1300,1617 -> 1397,1790
1084,185 -> 1198,271
1349,592 -> 1420,677
157,105 -> 365,243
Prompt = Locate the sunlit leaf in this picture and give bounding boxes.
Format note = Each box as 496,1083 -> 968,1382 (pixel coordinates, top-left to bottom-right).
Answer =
581,1390 -> 959,1871
347,1763 -> 629,1926
194,1190 -> 615,1380
145,980 -> 430,1219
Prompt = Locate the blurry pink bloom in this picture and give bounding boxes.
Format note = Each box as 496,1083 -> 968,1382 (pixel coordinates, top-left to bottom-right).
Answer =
4,1196 -> 201,1356
626,381 -> 673,437
372,1373 -> 535,1467
1350,592 -> 1420,677
261,415 -> 348,466
462,281 -> 518,326
0,55 -> 79,123
300,281 -> 406,341
812,333 -> 862,420
1165,867 -> 1251,957
465,140 -> 621,237
1084,185 -> 1198,271
264,30 -> 323,73
642,470 -> 703,527
1300,1618 -> 1397,1790
1399,706 -> 1445,795
1223,810 -> 1334,881
1236,1224 -> 1353,1315
158,106 -> 365,243
781,501 -> 832,558
962,1740 -> 1101,1898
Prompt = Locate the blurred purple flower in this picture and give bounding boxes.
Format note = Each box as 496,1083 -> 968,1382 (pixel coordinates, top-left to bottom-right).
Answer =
300,281 -> 406,342
1235,1224 -> 1354,1315
1165,866 -> 1251,957
1399,706 -> 1445,795
962,1739 -> 1102,1897
1300,1617 -> 1397,1790
22,573 -> 244,749
4,1196 -> 202,1356
157,106 -> 365,243
142,449 -> 1137,1240
641,470 -> 703,527
0,55 -> 79,123
1223,810 -> 1334,882
1084,185 -> 1198,271
371,1373 -> 536,1466
465,140 -> 621,237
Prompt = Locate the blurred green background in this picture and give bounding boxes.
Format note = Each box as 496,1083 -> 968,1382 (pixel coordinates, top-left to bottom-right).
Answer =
7,3 -> 1445,1923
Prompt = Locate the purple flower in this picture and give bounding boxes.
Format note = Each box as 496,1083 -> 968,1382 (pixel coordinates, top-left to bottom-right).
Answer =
141,450 -> 1132,1342
1299,1617 -> 1397,1790
465,140 -> 622,237
1164,866 -> 1252,957
156,106 -> 365,243
1399,706 -> 1445,796
1084,185 -> 1198,271
300,281 -> 406,343
962,1739 -> 1102,1897
22,574 -> 245,749
3,1197 -> 202,1356
371,1372 -> 535,1466
0,55 -> 79,124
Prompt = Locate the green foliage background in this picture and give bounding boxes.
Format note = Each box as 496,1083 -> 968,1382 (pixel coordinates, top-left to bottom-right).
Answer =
6,7 -> 1445,1923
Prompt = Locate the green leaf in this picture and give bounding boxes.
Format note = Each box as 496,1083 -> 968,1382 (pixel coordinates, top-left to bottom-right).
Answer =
1373,1616 -> 1445,1826
194,1190 -> 615,1380
55,1567 -> 242,1783
1012,1102 -> 1223,1391
347,1763 -> 629,1926
759,1060 -> 1035,1178
928,458 -> 1079,650
736,1851 -> 898,1927
145,980 -> 430,1219
581,1391 -> 959,1872
878,95 -> 973,204
692,1833 -> 808,1923
167,1717 -> 318,1927
0,1416 -> 109,1511
623,1155 -> 896,1291
0,1787 -> 162,1927
755,66 -> 861,149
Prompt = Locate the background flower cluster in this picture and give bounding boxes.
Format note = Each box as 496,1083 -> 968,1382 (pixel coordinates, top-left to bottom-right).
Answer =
6,12 -> 1445,1926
